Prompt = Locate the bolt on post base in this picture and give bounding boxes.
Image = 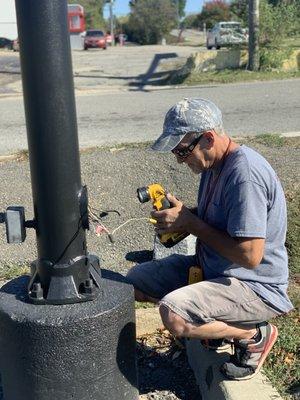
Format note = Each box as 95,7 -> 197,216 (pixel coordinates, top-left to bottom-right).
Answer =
0,274 -> 138,400
28,254 -> 101,305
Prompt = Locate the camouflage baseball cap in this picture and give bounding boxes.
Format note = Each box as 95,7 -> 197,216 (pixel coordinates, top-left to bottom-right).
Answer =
151,98 -> 223,152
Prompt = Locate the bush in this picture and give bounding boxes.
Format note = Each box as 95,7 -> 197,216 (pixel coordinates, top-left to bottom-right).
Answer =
259,47 -> 293,70
259,0 -> 298,47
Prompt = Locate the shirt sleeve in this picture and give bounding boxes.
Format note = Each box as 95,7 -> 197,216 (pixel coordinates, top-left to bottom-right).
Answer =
225,180 -> 268,238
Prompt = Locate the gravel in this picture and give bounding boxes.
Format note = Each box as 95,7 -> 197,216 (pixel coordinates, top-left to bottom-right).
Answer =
0,138 -> 299,399
0,138 -> 299,275
137,330 -> 200,400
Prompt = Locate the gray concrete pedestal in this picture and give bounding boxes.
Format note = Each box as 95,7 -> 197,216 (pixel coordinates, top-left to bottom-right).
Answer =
0,274 -> 138,400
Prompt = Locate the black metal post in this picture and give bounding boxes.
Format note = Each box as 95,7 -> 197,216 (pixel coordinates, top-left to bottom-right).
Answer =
15,0 -> 96,304
0,1 -> 138,399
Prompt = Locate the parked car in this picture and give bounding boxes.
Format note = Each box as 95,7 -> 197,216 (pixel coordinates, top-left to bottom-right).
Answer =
84,30 -> 107,50
12,38 -> 19,52
206,22 -> 248,50
0,37 -> 13,50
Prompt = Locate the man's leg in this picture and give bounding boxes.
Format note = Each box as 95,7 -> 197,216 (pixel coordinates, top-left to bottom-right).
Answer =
126,254 -> 197,303
134,288 -> 160,304
159,304 -> 257,340
158,277 -> 280,380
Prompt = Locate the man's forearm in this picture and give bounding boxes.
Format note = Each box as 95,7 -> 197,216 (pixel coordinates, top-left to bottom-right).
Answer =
187,214 -> 263,269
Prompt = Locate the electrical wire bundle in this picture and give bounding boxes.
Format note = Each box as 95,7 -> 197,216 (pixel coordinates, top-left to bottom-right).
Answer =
88,205 -> 149,244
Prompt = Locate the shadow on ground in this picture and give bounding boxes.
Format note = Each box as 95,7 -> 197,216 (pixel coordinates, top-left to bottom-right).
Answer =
126,250 -> 153,264
74,53 -> 180,92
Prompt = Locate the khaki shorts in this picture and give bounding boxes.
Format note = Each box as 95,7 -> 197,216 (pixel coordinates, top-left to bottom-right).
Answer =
127,254 -> 281,327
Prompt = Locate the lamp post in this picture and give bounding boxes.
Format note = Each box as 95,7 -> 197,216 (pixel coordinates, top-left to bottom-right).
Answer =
0,1 -> 138,399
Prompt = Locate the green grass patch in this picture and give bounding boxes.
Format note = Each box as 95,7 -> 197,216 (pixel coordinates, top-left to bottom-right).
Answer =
264,305 -> 300,398
169,68 -> 300,86
135,301 -> 155,309
285,186 -> 300,277
0,263 -> 30,281
250,133 -> 286,148
282,36 -> 300,49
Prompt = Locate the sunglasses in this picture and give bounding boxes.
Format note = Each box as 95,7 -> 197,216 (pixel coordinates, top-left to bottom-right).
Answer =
171,135 -> 202,160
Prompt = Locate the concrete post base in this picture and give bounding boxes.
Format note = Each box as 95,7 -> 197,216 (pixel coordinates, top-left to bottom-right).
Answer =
0,274 -> 138,400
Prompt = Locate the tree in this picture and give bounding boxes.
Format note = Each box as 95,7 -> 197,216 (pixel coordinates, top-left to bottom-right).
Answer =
230,0 -> 248,25
198,0 -> 230,29
126,0 -> 177,44
171,0 -> 187,19
259,0 -> 299,45
131,0 -> 186,17
181,13 -> 201,29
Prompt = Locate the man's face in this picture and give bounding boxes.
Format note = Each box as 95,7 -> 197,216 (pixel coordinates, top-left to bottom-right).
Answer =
171,133 -> 211,174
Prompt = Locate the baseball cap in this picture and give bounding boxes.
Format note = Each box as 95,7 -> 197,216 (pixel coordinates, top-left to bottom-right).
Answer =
151,98 -> 223,152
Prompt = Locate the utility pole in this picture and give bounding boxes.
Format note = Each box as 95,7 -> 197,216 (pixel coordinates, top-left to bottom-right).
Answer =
176,0 -> 180,29
248,0 -> 260,71
0,1 -> 138,399
109,0 -> 115,46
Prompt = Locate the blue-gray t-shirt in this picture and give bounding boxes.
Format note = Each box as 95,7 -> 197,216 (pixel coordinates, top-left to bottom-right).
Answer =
197,145 -> 293,313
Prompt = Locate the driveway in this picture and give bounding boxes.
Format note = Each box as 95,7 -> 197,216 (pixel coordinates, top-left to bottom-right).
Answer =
0,45 -> 197,95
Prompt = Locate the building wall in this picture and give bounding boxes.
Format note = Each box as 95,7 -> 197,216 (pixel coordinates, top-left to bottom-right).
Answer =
0,0 -> 18,39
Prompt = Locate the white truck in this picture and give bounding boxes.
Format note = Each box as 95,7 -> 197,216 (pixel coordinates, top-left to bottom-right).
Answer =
206,21 -> 248,50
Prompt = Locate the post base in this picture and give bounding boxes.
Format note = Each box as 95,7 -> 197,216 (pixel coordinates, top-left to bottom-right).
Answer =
0,273 -> 138,400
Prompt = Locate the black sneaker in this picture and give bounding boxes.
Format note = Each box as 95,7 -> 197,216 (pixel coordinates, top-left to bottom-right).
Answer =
201,338 -> 232,350
220,322 -> 278,380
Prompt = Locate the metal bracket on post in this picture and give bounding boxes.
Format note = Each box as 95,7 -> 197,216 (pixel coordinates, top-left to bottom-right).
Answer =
28,253 -> 102,305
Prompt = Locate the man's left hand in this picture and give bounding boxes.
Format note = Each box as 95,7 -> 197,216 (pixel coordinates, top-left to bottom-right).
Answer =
151,193 -> 195,234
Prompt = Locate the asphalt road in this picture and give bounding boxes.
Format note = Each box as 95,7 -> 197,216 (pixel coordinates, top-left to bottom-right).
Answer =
0,46 -> 299,156
0,78 -> 299,156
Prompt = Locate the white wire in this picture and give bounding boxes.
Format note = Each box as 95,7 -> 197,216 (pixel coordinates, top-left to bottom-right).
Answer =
111,217 -> 149,235
88,206 -> 150,240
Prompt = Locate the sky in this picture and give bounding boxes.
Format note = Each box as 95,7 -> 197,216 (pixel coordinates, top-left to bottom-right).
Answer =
1,0 -> 204,39
104,0 -> 204,18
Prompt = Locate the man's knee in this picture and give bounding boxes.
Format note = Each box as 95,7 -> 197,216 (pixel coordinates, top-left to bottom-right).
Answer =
134,288 -> 159,303
159,304 -> 189,337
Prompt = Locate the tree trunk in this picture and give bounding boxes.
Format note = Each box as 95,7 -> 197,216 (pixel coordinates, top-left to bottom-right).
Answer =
248,0 -> 260,71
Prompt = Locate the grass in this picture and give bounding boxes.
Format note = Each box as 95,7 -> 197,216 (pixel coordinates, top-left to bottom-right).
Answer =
283,36 -> 300,49
248,133 -> 286,148
0,262 -> 29,281
169,68 -> 300,86
135,301 -> 155,309
264,298 -> 300,398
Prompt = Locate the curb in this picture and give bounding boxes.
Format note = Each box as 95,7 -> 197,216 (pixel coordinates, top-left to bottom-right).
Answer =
186,338 -> 283,400
135,308 -> 283,400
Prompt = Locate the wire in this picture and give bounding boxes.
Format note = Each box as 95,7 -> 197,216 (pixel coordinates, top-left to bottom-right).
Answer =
88,205 -> 150,243
111,218 -> 149,235
54,213 -> 85,265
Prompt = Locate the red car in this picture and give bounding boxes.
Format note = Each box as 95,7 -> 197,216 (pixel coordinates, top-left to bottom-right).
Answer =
84,30 -> 107,50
